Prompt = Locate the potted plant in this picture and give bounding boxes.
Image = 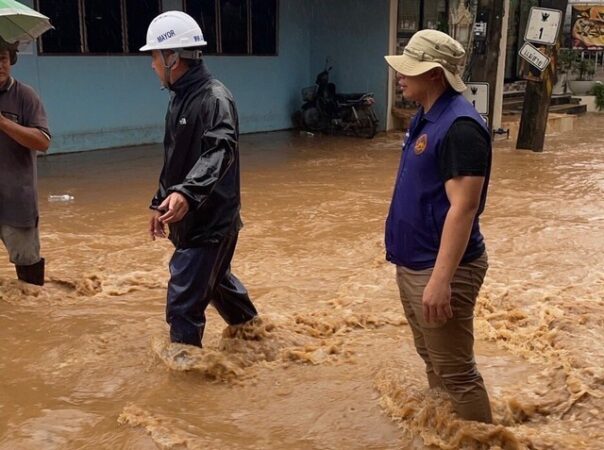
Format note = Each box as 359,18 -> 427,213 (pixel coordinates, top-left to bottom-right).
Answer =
557,48 -> 576,94
568,54 -> 596,95
589,82 -> 604,111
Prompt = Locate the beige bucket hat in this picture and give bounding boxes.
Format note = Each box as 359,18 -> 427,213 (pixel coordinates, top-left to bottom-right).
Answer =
385,29 -> 467,93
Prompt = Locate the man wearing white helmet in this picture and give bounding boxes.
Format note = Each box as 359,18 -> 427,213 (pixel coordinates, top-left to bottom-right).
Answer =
141,11 -> 258,347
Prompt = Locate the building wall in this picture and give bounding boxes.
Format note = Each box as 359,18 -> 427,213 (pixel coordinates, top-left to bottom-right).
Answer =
13,0 -> 314,154
12,1 -> 390,154
309,0 -> 391,127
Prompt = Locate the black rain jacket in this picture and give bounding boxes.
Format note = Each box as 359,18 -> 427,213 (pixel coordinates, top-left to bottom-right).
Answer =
151,62 -> 243,248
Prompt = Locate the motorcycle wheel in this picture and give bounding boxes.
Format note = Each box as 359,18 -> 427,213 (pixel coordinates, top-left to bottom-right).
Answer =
353,107 -> 378,139
302,107 -> 322,131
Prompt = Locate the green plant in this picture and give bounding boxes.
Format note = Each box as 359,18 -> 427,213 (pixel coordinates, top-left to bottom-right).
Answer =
589,82 -> 604,111
574,58 -> 596,81
557,49 -> 596,81
557,48 -> 576,78
557,48 -> 576,93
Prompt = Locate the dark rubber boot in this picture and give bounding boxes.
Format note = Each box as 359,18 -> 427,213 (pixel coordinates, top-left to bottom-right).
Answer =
15,258 -> 45,286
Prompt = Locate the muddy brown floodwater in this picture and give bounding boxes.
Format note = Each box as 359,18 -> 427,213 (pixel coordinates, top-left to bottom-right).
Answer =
0,113 -> 603,449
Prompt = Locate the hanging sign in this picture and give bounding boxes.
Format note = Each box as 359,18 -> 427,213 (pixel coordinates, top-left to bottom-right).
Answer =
463,82 -> 489,115
519,42 -> 551,71
525,7 -> 563,45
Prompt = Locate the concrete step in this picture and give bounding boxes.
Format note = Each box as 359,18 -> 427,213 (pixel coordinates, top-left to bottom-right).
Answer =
552,94 -> 579,106
503,99 -> 525,110
503,91 -> 526,100
504,93 -> 575,104
504,104 -> 586,115
503,93 -> 583,112
549,103 -> 587,115
502,113 -> 577,141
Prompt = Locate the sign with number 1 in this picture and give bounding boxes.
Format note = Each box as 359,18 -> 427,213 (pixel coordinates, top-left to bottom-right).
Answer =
462,82 -> 489,115
525,7 -> 562,45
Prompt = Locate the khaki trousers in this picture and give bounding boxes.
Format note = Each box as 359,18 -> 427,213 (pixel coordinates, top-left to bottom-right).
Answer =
396,252 -> 492,423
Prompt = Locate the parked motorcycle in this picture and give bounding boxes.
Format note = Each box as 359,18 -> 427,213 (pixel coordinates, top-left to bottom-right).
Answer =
295,65 -> 379,138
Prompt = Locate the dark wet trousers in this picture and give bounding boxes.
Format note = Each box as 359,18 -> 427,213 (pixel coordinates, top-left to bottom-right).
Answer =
16,258 -> 45,286
167,232 -> 258,347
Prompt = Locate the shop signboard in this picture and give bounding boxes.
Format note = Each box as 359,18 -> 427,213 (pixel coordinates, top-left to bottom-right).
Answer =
571,5 -> 604,49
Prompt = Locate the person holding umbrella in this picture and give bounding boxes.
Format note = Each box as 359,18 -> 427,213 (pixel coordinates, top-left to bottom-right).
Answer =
141,11 -> 259,347
0,36 -> 51,285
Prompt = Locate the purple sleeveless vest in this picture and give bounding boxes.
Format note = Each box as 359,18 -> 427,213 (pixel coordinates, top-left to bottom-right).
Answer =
385,90 -> 491,270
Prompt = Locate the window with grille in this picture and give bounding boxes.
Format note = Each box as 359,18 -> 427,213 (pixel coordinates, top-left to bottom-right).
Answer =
36,0 -> 278,56
185,0 -> 279,55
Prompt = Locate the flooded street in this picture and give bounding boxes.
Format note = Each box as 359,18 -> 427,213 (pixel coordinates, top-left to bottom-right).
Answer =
1,114 -> 603,449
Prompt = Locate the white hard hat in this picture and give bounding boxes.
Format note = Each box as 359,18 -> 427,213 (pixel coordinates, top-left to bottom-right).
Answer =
139,10 -> 207,52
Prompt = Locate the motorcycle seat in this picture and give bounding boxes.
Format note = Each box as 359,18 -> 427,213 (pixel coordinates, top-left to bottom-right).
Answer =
337,93 -> 366,101
336,93 -> 374,106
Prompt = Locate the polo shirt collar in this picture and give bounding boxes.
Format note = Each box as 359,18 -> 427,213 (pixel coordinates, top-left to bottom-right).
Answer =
422,89 -> 459,123
0,77 -> 15,93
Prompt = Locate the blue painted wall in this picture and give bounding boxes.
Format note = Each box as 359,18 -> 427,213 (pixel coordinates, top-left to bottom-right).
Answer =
13,0 -> 314,153
13,0 -> 389,154
309,0 -> 390,128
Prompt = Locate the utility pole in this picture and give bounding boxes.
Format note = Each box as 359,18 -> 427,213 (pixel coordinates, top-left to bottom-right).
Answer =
516,0 -> 568,152
493,0 -> 510,130
468,0 -> 505,131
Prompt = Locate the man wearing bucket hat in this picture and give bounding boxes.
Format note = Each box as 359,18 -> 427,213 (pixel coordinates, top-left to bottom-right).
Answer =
384,30 -> 492,422
0,37 -> 51,286
140,11 -> 258,347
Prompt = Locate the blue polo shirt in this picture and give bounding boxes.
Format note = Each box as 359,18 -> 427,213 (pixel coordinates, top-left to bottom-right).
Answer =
385,89 -> 491,270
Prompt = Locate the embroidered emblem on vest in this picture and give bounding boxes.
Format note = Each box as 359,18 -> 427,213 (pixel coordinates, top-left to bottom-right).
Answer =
414,134 -> 428,155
